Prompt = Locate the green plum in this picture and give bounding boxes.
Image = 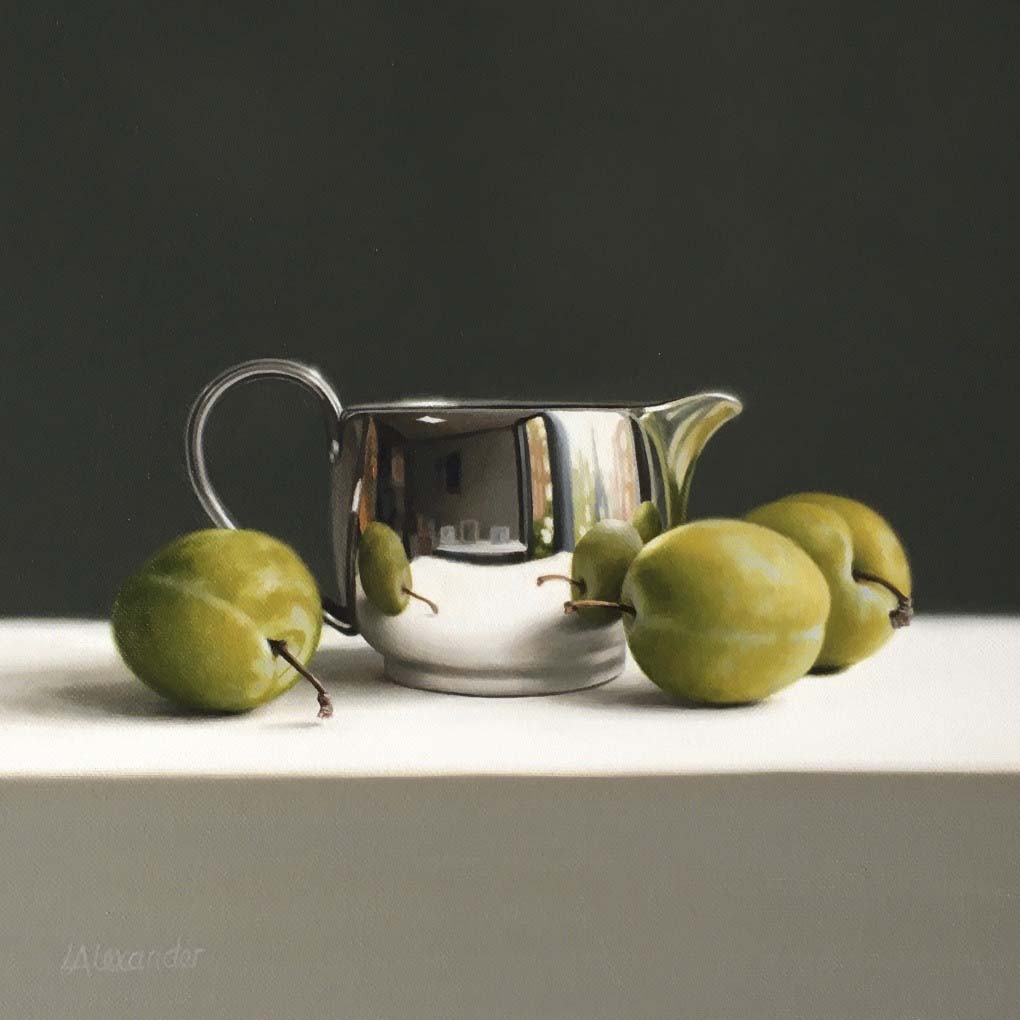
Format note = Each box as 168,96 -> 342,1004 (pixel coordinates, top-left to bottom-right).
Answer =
112,529 -> 331,716
358,522 -> 438,616
538,519 -> 644,623
631,501 -> 663,543
571,519 -> 831,703
745,492 -> 912,671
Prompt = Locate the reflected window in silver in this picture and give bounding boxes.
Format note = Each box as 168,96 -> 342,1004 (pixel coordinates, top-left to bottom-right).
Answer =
545,411 -> 642,546
524,416 -> 556,558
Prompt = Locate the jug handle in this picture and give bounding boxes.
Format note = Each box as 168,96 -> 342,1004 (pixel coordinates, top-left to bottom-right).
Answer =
185,358 -> 355,634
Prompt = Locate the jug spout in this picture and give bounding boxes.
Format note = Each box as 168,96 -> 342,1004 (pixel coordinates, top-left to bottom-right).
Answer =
639,392 -> 742,528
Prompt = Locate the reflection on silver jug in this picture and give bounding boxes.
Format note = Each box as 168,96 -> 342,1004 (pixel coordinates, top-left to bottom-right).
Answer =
186,359 -> 741,696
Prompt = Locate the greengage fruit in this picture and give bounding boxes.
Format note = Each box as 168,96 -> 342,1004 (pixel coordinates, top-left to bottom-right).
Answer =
571,519 -> 831,703
745,492 -> 912,671
112,529 -> 331,716
538,519 -> 644,624
358,522 -> 438,616
631,501 -> 663,543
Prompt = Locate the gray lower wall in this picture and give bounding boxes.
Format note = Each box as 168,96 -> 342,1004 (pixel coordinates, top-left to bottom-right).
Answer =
3,774 -> 1018,1019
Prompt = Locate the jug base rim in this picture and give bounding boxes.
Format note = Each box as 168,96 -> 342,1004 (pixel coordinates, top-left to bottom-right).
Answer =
381,657 -> 623,698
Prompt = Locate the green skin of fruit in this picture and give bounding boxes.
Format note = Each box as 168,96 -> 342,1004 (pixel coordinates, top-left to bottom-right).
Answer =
621,519 -> 831,704
630,501 -> 663,544
745,493 -> 911,671
112,529 -> 323,713
358,521 -> 414,615
571,520 -> 645,624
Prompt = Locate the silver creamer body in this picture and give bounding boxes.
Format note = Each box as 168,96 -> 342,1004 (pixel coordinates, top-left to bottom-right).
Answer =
187,360 -> 741,696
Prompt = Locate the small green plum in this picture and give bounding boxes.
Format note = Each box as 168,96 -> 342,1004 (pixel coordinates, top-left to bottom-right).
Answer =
745,492 -> 912,671
538,519 -> 644,624
358,521 -> 438,616
631,501 -> 663,543
112,529 -> 331,716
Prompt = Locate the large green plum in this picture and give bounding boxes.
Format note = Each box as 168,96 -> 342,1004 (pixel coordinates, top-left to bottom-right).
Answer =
745,492 -> 912,671
618,519 -> 831,704
112,529 -> 328,715
540,519 -> 644,624
358,521 -> 438,616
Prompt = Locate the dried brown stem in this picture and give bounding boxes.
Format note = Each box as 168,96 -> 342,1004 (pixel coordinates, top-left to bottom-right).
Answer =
563,599 -> 636,617
852,570 -> 914,629
402,586 -> 439,615
267,638 -> 333,718
536,574 -> 585,592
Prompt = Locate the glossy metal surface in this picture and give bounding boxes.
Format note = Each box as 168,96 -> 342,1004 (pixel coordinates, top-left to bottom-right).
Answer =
186,358 -> 741,695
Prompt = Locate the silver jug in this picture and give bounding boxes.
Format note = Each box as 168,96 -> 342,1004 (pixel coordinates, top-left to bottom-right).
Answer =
186,359 -> 741,696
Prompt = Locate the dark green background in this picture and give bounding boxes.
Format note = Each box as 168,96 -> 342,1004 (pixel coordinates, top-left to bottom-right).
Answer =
6,2 -> 1018,615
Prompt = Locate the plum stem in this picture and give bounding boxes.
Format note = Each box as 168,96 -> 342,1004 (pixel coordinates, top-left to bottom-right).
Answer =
267,639 -> 333,718
564,599 -> 636,617
852,570 -> 914,629
402,586 -> 439,615
536,574 -> 585,592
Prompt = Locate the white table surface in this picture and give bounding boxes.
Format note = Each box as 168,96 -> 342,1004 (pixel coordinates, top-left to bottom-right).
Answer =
1,616 -> 1017,778
4,617 -> 1020,1020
